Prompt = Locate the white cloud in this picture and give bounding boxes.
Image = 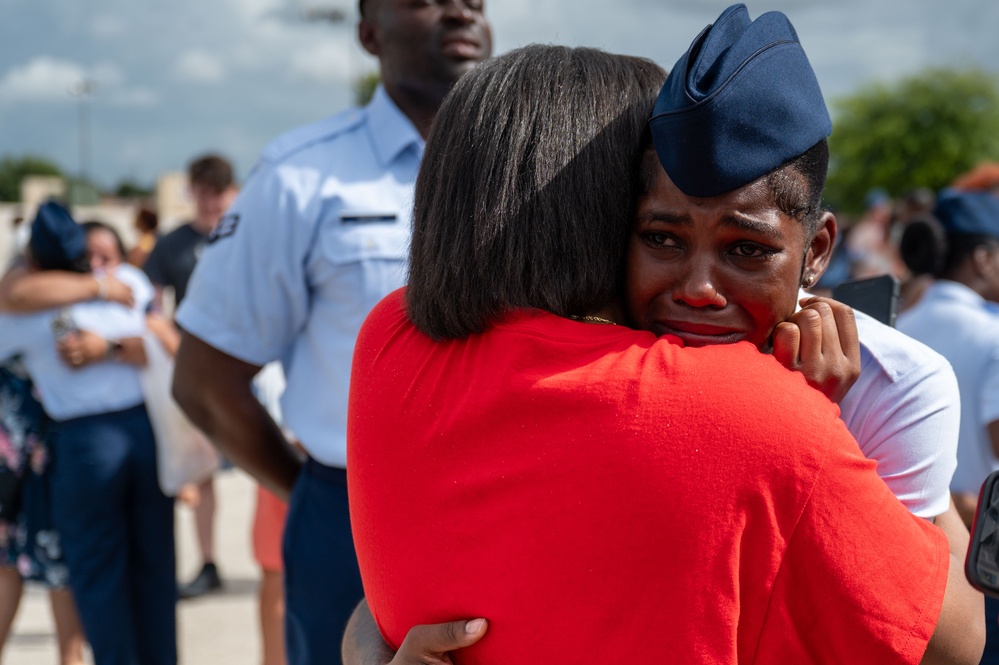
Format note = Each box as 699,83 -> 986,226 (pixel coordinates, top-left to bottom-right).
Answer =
174,50 -> 228,84
289,41 -> 352,83
106,88 -> 160,107
0,57 -> 88,102
225,0 -> 282,23
91,61 -> 125,88
90,14 -> 128,38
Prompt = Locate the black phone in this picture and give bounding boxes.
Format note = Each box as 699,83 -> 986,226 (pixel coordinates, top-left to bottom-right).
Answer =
967,470 -> 999,598
832,274 -> 900,327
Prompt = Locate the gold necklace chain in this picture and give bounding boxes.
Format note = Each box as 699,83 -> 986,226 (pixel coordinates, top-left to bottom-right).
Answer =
569,315 -> 618,326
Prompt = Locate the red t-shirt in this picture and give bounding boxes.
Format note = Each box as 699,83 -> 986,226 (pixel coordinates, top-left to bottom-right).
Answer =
348,289 -> 948,664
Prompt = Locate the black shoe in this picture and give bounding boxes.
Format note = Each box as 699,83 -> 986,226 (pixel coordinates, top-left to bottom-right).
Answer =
178,562 -> 223,599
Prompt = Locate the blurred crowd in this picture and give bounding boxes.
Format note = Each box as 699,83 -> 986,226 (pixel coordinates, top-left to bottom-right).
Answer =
1,153 -> 290,665
816,161 -> 999,314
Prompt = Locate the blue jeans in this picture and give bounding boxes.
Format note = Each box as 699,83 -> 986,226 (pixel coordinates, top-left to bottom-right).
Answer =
52,404 -> 176,665
284,459 -> 364,665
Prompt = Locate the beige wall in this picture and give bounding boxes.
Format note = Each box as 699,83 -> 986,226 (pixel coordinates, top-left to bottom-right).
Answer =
156,171 -> 195,233
0,204 -> 23,268
0,200 -> 142,269
1,171 -> 198,267
20,176 -> 66,221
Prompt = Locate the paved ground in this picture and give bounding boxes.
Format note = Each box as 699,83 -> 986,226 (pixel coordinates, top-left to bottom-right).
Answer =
7,470 -> 264,665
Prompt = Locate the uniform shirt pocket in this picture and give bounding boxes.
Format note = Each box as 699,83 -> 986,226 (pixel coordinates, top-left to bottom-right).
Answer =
320,211 -> 409,266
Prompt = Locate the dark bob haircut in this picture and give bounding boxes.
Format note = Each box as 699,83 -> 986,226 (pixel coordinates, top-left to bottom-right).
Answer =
407,44 -> 666,340
900,216 -> 997,279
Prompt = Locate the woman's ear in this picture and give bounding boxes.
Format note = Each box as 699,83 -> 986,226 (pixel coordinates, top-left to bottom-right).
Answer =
803,211 -> 838,284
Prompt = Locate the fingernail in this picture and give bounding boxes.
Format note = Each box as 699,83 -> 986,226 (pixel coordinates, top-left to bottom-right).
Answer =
465,618 -> 485,634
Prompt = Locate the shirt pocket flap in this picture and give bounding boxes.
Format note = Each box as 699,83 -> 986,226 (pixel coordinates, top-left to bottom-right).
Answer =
321,212 -> 409,266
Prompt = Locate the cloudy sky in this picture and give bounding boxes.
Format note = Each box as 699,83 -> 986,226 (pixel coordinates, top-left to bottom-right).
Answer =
1,0 -> 997,189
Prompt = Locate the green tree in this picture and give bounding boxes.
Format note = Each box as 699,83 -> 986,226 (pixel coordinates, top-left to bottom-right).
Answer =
353,71 -> 381,106
113,179 -> 153,199
826,67 -> 999,213
0,155 -> 63,201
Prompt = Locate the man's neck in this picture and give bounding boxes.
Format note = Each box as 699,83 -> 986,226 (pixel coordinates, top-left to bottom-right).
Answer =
382,81 -> 451,140
190,218 -> 216,236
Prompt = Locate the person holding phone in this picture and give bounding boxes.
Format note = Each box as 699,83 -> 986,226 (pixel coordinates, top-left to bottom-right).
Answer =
345,25 -> 982,665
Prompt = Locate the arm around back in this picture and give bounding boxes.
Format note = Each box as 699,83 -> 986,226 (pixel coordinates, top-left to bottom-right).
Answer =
750,420 -> 978,665
920,503 -> 985,665
172,332 -> 302,500
342,599 -> 487,665
0,265 -> 134,312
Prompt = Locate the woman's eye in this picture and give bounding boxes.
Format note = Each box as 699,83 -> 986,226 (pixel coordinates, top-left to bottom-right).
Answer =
731,243 -> 772,258
643,231 -> 677,248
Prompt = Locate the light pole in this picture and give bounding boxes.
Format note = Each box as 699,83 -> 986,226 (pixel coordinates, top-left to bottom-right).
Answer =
69,78 -> 97,184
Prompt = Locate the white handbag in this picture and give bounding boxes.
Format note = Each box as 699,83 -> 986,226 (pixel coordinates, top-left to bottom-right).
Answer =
139,334 -> 220,496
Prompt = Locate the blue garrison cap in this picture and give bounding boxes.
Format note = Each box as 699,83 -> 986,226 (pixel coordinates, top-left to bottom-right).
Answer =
649,3 -> 831,198
29,201 -> 87,271
934,190 -> 999,238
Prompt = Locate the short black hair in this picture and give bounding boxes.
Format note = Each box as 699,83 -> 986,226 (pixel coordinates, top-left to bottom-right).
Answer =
32,249 -> 89,273
766,139 -> 829,237
638,138 -> 829,238
406,44 -> 666,340
135,207 -> 159,233
188,154 -> 234,193
900,216 -> 998,279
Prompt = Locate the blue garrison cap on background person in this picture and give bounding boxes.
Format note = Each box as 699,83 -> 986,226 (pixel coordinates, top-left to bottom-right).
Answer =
934,189 -> 999,238
29,200 -> 88,272
649,3 -> 831,197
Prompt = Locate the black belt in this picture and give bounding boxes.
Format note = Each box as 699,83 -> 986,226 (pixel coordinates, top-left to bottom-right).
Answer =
305,457 -> 347,487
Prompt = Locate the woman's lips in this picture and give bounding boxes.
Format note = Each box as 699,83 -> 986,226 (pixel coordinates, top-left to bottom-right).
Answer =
653,320 -> 747,347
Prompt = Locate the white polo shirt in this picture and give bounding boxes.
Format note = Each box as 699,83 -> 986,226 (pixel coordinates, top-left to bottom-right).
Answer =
177,86 -> 423,468
0,264 -> 154,420
897,280 -> 999,495
841,308 -> 959,517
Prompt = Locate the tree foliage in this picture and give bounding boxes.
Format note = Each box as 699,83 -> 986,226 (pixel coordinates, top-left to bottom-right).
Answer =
0,155 -> 63,202
113,179 -> 153,199
826,67 -> 999,213
353,71 -> 381,106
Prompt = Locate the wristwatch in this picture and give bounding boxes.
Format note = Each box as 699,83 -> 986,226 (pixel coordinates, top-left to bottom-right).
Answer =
105,339 -> 124,360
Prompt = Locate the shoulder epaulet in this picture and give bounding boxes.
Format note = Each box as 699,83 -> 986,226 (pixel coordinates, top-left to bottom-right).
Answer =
259,106 -> 366,164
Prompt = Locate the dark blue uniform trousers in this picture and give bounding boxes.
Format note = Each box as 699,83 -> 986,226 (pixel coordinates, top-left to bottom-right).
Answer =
283,459 -> 364,665
52,404 -> 176,665
983,596 -> 999,664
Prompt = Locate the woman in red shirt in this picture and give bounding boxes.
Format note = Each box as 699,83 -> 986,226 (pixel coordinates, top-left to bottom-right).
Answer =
345,44 -> 979,665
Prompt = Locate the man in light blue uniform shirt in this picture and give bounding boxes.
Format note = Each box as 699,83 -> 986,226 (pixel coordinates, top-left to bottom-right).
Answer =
172,1 -> 493,663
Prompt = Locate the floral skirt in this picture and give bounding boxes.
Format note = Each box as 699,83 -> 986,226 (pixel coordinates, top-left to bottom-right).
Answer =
0,359 -> 69,587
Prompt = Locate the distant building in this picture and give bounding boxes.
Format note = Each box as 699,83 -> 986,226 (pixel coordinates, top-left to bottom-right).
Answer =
156,171 -> 196,233
0,170 -> 200,264
20,176 -> 66,220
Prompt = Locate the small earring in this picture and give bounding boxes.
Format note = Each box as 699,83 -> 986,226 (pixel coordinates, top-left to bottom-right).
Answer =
802,272 -> 814,288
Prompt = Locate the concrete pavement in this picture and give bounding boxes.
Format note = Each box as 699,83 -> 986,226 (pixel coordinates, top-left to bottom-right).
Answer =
7,470 -> 265,665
